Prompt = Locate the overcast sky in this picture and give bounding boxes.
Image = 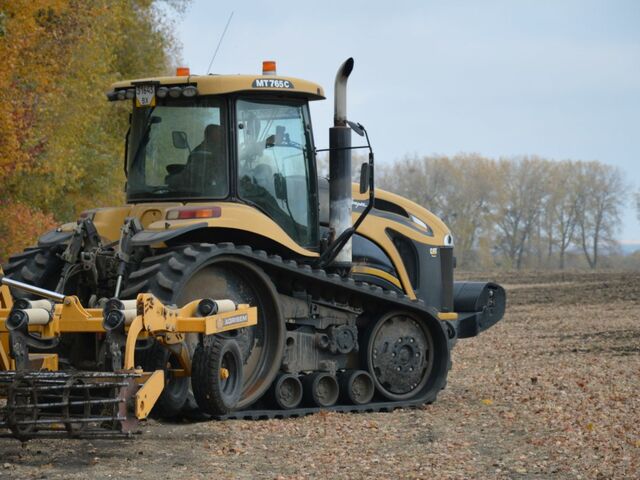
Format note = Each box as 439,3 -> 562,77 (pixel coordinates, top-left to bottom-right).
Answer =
175,0 -> 640,242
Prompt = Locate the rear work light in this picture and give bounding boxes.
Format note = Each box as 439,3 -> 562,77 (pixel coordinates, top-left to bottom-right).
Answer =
166,206 -> 222,220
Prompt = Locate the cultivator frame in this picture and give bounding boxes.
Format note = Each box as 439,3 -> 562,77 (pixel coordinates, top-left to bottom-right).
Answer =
0,269 -> 256,440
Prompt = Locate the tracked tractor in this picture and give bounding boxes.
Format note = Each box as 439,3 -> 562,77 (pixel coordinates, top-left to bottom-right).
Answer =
0,58 -> 505,432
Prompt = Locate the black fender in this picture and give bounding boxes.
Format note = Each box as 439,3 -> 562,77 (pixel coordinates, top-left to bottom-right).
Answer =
38,229 -> 74,247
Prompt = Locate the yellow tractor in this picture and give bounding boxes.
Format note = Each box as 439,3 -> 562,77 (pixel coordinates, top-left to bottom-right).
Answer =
0,58 -> 504,435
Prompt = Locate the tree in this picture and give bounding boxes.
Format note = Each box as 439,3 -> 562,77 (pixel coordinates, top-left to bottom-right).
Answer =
0,1 -> 189,259
575,162 -> 626,269
493,157 -> 550,269
378,154 -> 497,267
542,161 -> 581,269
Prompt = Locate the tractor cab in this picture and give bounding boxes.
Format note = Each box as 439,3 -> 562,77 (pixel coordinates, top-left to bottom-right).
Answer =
109,63 -> 325,248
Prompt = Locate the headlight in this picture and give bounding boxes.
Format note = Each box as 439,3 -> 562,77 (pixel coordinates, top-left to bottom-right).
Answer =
444,234 -> 454,246
182,85 -> 198,97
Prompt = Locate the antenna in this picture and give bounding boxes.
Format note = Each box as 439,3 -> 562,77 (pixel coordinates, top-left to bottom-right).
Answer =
207,11 -> 234,74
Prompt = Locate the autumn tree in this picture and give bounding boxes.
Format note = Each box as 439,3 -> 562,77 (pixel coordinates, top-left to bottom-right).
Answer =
0,1 -> 189,259
378,154 -> 497,266
541,161 -> 581,269
575,162 -> 626,269
492,157 -> 550,269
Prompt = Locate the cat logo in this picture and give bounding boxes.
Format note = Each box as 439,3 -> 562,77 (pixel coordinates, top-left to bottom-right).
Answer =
429,247 -> 438,258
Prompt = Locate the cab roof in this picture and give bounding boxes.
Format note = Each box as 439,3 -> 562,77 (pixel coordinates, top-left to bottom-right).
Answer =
109,74 -> 326,101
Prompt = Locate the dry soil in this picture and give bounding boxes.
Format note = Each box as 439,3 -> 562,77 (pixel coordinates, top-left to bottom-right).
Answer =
1,270 -> 639,479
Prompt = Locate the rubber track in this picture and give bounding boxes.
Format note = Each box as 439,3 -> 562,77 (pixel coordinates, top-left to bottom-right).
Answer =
121,242 -> 452,417
215,397 -> 436,420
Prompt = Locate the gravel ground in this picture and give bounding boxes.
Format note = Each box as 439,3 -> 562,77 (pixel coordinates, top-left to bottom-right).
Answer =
1,271 -> 638,479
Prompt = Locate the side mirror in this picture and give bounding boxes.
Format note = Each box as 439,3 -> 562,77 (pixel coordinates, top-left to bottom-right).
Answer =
172,131 -> 189,150
359,162 -> 370,194
347,120 -> 365,137
274,173 -> 288,200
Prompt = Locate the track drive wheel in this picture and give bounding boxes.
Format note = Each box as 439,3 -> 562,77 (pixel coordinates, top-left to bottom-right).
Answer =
363,310 -> 450,402
192,337 -> 243,415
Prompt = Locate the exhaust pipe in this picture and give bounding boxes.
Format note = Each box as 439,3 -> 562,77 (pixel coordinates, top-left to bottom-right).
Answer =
329,57 -> 355,267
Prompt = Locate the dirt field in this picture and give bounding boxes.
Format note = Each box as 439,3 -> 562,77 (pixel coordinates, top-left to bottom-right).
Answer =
1,271 -> 638,479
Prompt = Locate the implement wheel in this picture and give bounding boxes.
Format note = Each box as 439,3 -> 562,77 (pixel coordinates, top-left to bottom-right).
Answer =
192,337 -> 243,415
123,245 -> 285,411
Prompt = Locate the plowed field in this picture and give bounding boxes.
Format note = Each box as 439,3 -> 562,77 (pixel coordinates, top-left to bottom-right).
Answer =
1,271 -> 638,479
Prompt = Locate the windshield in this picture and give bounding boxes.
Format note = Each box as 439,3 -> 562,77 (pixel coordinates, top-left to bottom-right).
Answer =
237,98 -> 318,247
127,97 -> 228,201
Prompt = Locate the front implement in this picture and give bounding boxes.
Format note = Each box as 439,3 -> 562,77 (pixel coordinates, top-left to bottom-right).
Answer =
0,272 -> 256,440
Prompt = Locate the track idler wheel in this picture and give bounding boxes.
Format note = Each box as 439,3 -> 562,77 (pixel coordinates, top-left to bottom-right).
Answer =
338,370 -> 375,405
302,373 -> 339,408
363,310 -> 450,402
192,336 -> 243,415
269,373 -> 303,410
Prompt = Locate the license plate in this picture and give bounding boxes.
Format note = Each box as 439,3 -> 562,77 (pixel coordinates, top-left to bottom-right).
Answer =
135,84 -> 156,107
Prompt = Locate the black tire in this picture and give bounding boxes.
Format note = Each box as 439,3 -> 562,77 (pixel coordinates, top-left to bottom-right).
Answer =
192,337 -> 243,415
141,342 -> 190,418
122,244 -> 286,411
2,247 -> 63,298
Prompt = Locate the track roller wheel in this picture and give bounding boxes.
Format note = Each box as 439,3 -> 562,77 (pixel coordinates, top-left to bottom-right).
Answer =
302,373 -> 339,408
363,310 -> 450,402
192,337 -> 243,415
142,342 -> 190,418
268,373 -> 303,410
338,370 -> 375,405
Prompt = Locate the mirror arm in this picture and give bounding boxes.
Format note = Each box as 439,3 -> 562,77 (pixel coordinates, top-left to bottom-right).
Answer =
124,127 -> 131,176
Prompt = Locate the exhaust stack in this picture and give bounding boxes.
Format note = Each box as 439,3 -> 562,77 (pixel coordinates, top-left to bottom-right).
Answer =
329,57 -> 354,266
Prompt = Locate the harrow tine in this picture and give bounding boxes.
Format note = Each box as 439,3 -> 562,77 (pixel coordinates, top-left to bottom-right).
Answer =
0,370 -> 141,439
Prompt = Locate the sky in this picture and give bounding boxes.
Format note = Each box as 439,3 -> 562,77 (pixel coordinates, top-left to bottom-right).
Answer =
173,0 -> 640,242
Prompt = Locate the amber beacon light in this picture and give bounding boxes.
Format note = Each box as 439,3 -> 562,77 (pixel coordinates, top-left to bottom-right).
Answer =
262,61 -> 277,75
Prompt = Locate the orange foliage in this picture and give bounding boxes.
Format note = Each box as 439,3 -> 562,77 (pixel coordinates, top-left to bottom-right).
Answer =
0,201 -> 57,263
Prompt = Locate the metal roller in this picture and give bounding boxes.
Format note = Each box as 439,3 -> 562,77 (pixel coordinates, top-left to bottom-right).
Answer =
6,308 -> 52,330
197,298 -> 237,316
122,309 -> 137,324
13,298 -> 55,312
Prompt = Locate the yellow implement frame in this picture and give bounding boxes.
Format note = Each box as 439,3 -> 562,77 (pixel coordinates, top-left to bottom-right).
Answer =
0,271 -> 257,421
